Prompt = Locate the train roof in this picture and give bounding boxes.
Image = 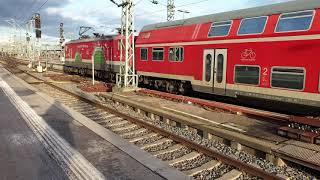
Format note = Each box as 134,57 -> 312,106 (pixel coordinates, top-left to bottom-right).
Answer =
66,35 -> 117,44
141,0 -> 320,32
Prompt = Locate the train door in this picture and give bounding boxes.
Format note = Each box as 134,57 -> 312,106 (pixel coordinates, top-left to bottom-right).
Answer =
203,50 -> 215,93
213,49 -> 227,95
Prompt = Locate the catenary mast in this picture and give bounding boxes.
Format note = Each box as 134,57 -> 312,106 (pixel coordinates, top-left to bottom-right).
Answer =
167,0 -> 175,21
110,0 -> 138,89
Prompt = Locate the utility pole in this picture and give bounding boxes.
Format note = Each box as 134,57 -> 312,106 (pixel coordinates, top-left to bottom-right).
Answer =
26,19 -> 33,67
167,0 -> 175,21
33,13 -> 43,72
5,19 -> 16,57
150,0 -> 175,21
110,0 -> 138,89
59,23 -> 65,62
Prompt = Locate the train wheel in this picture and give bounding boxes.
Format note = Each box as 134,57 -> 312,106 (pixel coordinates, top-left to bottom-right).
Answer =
178,83 -> 185,94
166,81 -> 176,94
154,80 -> 161,90
178,82 -> 191,95
80,68 -> 86,76
97,71 -> 102,79
110,74 -> 116,83
139,76 -> 144,83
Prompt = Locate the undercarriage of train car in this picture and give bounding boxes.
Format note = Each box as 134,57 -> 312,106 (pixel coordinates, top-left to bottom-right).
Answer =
138,75 -> 192,94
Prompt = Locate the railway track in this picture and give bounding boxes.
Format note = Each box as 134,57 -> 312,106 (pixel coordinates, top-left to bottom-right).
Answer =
1,59 -> 317,179
32,83 -> 257,179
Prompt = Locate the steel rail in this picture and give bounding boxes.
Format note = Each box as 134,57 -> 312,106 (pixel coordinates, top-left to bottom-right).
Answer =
138,89 -> 320,128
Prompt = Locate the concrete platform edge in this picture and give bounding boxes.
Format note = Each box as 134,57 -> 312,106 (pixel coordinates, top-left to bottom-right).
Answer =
100,93 -> 277,153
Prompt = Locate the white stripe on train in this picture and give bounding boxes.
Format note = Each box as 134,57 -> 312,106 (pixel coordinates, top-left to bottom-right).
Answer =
136,34 -> 320,47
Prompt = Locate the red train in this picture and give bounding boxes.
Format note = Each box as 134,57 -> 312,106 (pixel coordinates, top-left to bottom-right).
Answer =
64,35 -> 123,81
64,0 -> 320,108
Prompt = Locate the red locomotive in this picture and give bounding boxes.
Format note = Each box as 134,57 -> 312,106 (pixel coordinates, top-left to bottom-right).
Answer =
65,0 -> 320,108
64,35 -> 123,81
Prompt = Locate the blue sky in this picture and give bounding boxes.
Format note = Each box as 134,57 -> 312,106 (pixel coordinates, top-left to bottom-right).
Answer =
0,0 -> 292,43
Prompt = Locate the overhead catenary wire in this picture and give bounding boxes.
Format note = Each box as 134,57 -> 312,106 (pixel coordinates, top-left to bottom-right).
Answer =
135,0 -> 145,6
35,0 -> 50,12
136,0 -> 212,18
56,0 -> 262,38
23,0 -> 50,23
16,0 -> 39,21
176,0 -> 209,8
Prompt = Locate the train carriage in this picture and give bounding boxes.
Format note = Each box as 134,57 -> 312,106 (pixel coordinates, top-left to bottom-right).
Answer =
135,0 -> 320,107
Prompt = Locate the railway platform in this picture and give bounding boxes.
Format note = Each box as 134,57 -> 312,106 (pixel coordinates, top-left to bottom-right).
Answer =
0,80 -> 68,180
0,65 -> 189,180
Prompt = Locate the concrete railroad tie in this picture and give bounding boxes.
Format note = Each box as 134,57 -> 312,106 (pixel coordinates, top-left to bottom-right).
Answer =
0,77 -> 105,180
153,144 -> 184,156
121,128 -> 148,138
184,160 -> 221,176
129,133 -> 158,143
216,169 -> 242,180
168,151 -> 201,165
141,138 -> 173,150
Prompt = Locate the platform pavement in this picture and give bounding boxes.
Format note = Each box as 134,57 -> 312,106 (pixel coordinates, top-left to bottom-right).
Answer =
0,84 -> 68,180
0,65 -> 190,179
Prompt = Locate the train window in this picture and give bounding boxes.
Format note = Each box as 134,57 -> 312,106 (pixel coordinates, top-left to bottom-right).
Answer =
208,21 -> 232,37
271,67 -> 305,90
152,48 -> 164,61
140,48 -> 148,61
169,47 -> 184,62
205,54 -> 212,82
216,54 -> 224,83
238,16 -> 267,35
276,11 -> 314,32
234,66 -> 260,85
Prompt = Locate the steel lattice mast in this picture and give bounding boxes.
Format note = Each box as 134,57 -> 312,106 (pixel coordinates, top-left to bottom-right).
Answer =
59,23 -> 65,62
167,0 -> 175,21
115,0 -> 138,89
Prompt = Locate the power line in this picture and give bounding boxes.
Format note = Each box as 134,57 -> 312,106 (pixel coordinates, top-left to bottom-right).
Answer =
35,0 -> 49,12
135,0 -> 145,5
23,0 -> 50,23
138,0 -> 211,19
151,0 -> 167,7
176,0 -> 209,8
75,0 -> 211,34
16,0 -> 39,21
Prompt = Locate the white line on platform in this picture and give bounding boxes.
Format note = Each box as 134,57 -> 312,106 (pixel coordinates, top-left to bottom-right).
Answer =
0,77 -> 105,180
114,93 -> 130,98
220,124 -> 247,133
162,106 -> 246,133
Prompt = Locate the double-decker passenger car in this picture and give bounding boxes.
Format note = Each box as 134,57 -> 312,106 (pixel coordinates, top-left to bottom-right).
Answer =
135,0 -> 320,107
